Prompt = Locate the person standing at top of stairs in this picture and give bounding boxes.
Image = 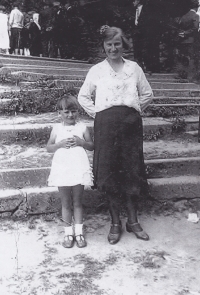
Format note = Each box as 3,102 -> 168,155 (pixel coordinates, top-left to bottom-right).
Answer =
8,2 -> 24,56
29,13 -> 42,57
39,2 -> 56,58
132,0 -> 166,73
174,0 -> 199,80
0,5 -> 10,54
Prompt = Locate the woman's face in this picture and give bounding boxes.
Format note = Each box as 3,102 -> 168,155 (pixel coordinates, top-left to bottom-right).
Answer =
103,34 -> 123,61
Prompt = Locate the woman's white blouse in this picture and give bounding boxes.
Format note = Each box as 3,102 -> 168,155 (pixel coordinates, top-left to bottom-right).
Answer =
78,58 -> 153,118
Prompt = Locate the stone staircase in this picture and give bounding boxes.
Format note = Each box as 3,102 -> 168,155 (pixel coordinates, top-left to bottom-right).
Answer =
1,53 -> 200,216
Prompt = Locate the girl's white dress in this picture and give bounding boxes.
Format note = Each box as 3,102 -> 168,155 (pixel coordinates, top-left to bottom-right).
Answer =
48,122 -> 93,187
0,12 -> 10,49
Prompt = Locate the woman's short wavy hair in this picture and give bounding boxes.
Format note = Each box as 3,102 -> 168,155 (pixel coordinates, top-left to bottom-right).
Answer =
101,26 -> 130,51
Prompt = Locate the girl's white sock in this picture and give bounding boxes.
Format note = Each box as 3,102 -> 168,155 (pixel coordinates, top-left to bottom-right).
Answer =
74,224 -> 83,236
64,225 -> 73,236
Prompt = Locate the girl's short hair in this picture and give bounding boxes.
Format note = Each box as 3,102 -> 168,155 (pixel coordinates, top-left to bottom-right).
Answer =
101,26 -> 130,50
57,95 -> 80,111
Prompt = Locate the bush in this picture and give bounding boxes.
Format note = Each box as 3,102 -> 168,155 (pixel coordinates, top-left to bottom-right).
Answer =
145,105 -> 199,118
0,86 -> 89,116
171,117 -> 187,133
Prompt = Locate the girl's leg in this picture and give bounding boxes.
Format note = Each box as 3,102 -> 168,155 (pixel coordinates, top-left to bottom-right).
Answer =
72,184 -> 87,248
72,184 -> 84,224
58,186 -> 72,224
58,186 -> 74,248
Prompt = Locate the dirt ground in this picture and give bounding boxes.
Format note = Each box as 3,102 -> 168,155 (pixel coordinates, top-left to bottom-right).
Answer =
0,210 -> 200,295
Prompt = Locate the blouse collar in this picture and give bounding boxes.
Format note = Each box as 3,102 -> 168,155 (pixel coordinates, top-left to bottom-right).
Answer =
105,57 -> 133,76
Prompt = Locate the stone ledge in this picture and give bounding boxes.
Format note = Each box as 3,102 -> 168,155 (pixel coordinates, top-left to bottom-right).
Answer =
1,175 -> 200,200
1,157 -> 200,188
1,176 -> 200,218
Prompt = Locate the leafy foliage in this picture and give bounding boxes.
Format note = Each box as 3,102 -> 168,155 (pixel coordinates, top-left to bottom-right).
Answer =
171,117 -> 187,133
143,128 -> 164,141
0,85 -> 88,116
144,105 -> 199,118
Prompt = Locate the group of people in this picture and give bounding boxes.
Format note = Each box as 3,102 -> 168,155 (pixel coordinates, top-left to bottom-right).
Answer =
0,1 -> 83,58
0,3 -> 41,56
47,26 -> 153,248
132,0 -> 200,80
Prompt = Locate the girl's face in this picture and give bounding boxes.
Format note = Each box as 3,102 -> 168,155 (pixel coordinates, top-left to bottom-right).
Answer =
103,34 -> 123,61
59,107 -> 78,125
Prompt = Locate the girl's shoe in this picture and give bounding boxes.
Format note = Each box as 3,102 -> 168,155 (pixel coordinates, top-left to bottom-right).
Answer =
108,221 -> 122,245
75,234 -> 87,248
62,235 -> 74,248
126,222 -> 149,241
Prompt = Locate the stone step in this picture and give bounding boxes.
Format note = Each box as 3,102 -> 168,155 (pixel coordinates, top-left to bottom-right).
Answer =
53,80 -> 200,90
150,82 -> 200,90
54,79 -> 84,87
1,175 -> 200,202
11,71 -> 86,82
153,96 -> 200,101
1,156 -> 200,189
0,116 -> 197,140
16,76 -> 187,84
0,53 -> 91,68
4,64 -> 90,71
18,78 -> 189,86
6,69 -> 179,81
1,119 -> 199,162
147,78 -> 189,83
1,66 -> 179,82
146,73 -> 177,79
146,156 -> 200,178
1,85 -> 200,99
151,103 -> 200,107
0,66 -> 89,76
18,80 -> 193,91
1,55 -> 177,78
153,89 -> 200,97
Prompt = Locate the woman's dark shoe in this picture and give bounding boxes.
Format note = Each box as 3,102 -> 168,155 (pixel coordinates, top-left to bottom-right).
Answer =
108,221 -> 122,245
126,222 -> 149,241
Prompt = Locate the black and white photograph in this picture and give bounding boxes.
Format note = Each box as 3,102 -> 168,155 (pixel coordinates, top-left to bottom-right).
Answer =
0,0 -> 200,294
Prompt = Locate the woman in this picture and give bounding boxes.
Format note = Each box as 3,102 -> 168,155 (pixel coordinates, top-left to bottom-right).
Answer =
78,26 -> 153,245
0,5 -> 10,54
29,13 -> 42,56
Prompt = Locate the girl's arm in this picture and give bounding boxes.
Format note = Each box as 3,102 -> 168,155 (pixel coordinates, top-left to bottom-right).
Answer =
46,128 -> 58,153
46,127 -> 72,153
73,126 -> 94,151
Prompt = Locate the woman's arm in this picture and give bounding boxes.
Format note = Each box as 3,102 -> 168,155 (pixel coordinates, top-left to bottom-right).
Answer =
78,68 -> 96,118
137,66 -> 153,112
73,126 -> 94,151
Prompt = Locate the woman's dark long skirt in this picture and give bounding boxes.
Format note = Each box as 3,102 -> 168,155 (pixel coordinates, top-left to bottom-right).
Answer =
93,106 -> 149,200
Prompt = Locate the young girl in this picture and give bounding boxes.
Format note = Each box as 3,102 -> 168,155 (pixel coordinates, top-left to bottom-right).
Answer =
47,94 -> 94,248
